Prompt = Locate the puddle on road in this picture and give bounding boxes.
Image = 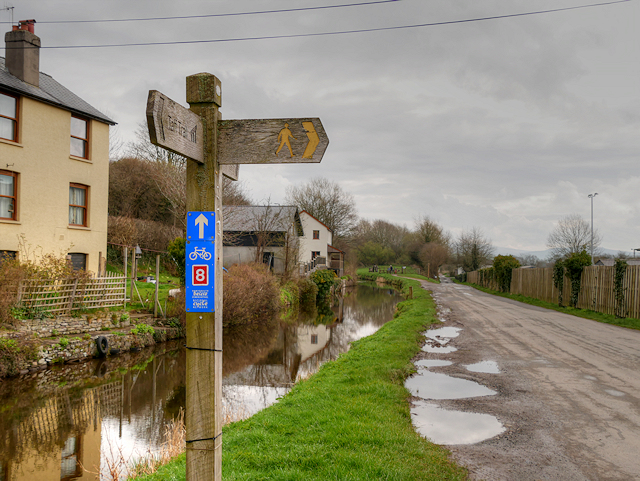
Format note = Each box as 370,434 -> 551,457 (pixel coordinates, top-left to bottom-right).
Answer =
425,326 -> 461,340
422,326 -> 460,354
406,371 -> 496,399
605,389 -> 625,397
415,359 -> 453,369
465,361 -> 500,374
422,343 -> 457,354
410,401 -> 504,445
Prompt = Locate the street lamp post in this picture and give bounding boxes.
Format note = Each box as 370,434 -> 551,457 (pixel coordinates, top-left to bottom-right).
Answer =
588,193 -> 598,264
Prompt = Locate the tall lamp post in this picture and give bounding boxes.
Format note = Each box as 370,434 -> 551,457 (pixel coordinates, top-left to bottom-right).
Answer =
588,193 -> 598,264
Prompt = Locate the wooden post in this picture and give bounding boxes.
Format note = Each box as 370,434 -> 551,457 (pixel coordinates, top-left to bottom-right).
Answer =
185,73 -> 223,481
123,246 -> 128,308
154,254 -> 160,318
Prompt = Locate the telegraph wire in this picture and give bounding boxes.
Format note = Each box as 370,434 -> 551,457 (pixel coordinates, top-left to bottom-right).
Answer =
0,0 -> 401,24
4,0 -> 632,50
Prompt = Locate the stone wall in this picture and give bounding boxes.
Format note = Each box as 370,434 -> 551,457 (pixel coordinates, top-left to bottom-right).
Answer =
16,327 -> 183,375
11,310 -> 134,338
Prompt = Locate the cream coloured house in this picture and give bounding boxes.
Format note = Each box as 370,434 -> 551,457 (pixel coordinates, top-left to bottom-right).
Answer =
0,20 -> 114,274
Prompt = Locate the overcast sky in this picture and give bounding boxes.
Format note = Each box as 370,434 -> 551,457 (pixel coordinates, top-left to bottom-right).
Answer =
2,0 -> 638,253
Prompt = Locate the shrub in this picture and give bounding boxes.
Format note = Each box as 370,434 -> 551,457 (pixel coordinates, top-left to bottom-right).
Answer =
223,263 -> 279,327
0,336 -> 39,377
553,259 -> 565,306
131,323 -> 155,335
58,337 -> 69,348
297,278 -> 318,311
310,269 -> 337,301
493,255 -> 520,293
167,237 -> 186,285
280,281 -> 299,307
564,250 -> 592,308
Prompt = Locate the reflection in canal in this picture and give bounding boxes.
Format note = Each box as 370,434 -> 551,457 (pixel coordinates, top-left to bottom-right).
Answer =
0,284 -> 401,480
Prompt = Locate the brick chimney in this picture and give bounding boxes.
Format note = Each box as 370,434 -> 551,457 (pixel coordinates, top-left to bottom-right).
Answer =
5,20 -> 40,87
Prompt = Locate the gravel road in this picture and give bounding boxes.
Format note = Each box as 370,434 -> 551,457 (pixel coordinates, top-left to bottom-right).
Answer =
415,278 -> 640,481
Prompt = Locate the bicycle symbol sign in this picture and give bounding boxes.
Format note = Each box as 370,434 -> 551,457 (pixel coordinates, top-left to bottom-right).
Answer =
185,211 -> 215,312
189,246 -> 212,261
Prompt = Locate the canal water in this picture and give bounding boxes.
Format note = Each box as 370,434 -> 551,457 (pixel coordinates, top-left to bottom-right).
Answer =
0,284 -> 402,480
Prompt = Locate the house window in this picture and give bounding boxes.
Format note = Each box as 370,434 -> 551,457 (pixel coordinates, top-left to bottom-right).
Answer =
67,253 -> 87,271
313,230 -> 320,239
0,91 -> 18,142
311,334 -> 318,345
69,183 -> 88,226
0,251 -> 17,265
311,251 -> 320,259
70,116 -> 89,158
0,170 -> 17,220
60,435 -> 82,480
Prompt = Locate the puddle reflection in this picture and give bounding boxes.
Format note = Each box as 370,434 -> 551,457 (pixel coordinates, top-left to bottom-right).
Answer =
415,360 -> 452,369
405,371 -> 496,399
410,401 -> 504,445
425,326 -> 461,340
422,344 -> 457,354
465,361 -> 500,374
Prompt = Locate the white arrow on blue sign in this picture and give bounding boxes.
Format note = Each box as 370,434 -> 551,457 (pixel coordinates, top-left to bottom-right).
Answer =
185,211 -> 216,312
187,211 -> 215,241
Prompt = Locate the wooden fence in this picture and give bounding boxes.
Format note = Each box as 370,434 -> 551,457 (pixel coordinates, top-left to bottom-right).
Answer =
468,265 -> 640,319
17,271 -> 126,314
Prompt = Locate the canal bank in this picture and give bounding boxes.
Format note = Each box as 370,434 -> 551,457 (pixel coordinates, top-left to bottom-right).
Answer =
0,310 -> 183,376
0,283 -> 406,480
137,274 -> 467,481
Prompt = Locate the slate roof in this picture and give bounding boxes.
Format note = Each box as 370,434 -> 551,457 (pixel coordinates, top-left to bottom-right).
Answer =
595,259 -> 640,267
0,56 -> 115,125
223,205 -> 302,235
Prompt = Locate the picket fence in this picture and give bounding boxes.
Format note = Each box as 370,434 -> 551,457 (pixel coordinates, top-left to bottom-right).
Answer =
468,265 -> 640,319
17,271 -> 126,314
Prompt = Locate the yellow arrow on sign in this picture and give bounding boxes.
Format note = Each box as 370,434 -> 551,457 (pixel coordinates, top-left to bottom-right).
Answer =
302,121 -> 320,159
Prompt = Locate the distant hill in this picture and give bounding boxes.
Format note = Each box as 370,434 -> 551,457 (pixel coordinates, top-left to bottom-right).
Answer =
493,246 -> 628,260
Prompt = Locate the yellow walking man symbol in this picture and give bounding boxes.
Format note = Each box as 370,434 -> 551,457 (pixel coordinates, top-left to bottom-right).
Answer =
276,123 -> 296,158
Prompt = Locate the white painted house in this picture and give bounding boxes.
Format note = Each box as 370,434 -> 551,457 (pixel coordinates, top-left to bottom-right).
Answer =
298,211 -> 344,276
298,211 -> 332,264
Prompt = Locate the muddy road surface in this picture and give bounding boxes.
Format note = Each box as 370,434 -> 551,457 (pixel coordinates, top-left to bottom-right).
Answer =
415,278 -> 640,481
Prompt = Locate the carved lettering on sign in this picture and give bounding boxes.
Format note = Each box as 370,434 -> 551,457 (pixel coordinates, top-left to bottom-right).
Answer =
146,90 -> 204,163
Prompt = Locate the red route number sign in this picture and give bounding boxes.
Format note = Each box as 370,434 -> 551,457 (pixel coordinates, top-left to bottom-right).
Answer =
192,265 -> 209,286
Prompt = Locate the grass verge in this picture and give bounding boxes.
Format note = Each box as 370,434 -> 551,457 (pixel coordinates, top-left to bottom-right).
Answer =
461,282 -> 640,331
135,274 -> 467,481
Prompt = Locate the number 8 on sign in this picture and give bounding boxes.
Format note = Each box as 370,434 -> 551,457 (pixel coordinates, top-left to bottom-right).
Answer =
192,265 -> 209,286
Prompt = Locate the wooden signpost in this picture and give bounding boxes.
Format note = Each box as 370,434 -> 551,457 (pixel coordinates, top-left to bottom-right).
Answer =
146,73 -> 328,481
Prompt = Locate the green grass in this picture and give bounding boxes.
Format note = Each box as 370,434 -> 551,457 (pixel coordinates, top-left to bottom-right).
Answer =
357,267 -> 440,284
107,262 -> 180,313
462,282 -> 640,331
136,274 -> 467,481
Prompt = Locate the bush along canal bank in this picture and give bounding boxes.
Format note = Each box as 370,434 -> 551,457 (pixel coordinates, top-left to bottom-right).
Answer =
137,273 -> 467,481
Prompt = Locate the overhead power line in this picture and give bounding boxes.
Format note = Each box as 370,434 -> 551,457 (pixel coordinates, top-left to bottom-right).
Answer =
4,0 -> 632,50
0,0 -> 401,24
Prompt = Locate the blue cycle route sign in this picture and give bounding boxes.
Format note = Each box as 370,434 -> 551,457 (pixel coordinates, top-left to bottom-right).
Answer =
186,211 -> 215,312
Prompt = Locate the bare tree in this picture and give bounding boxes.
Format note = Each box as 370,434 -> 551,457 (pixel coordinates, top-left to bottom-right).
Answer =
419,242 -> 449,278
126,121 -> 186,166
355,219 -> 408,258
547,213 -> 601,260
285,177 -> 358,244
415,215 -> 451,246
456,227 -> 494,272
